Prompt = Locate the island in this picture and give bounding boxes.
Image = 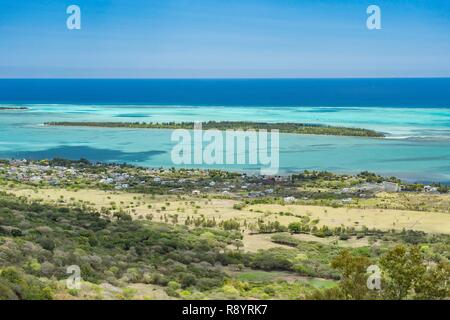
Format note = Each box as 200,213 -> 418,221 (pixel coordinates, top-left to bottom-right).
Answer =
0,106 -> 29,111
44,121 -> 385,137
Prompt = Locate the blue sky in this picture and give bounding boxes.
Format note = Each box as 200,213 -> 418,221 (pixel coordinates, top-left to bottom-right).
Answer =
0,0 -> 449,78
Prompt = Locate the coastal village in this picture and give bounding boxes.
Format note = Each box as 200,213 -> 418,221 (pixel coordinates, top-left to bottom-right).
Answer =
0,159 -> 444,204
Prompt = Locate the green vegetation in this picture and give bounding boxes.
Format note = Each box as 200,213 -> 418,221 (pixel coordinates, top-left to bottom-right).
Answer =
0,267 -> 53,300
309,246 -> 450,300
0,159 -> 448,300
0,190 -> 448,300
45,121 -> 384,137
0,191 -> 342,299
0,191 -> 240,299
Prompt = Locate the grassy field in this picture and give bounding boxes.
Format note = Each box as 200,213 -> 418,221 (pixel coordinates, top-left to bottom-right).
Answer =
1,182 -> 448,300
231,269 -> 336,288
354,192 -> 450,213
241,233 -> 371,252
248,203 -> 450,235
4,186 -> 449,238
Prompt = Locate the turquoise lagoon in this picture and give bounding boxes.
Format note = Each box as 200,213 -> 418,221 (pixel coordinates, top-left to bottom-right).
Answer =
1,104 -> 450,183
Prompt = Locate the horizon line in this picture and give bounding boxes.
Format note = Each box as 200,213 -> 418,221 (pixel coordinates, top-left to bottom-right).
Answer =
1,76 -> 450,80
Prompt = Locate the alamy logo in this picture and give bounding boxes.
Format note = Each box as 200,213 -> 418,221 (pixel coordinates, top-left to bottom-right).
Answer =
367,5 -> 382,30
66,265 -> 81,290
171,122 -> 280,175
367,265 -> 382,290
65,6 -> 379,31
67,5 -> 81,30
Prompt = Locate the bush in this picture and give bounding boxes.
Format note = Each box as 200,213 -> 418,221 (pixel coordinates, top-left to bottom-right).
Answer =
0,267 -> 53,300
288,222 -> 302,234
250,249 -> 294,271
339,234 -> 350,241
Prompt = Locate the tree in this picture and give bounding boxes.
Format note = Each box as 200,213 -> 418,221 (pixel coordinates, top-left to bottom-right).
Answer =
379,245 -> 426,300
414,262 -> 450,300
330,250 -> 372,300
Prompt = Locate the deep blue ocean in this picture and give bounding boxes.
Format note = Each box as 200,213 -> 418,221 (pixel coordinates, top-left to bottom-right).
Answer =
0,78 -> 449,107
